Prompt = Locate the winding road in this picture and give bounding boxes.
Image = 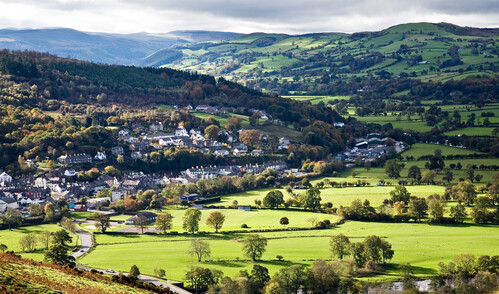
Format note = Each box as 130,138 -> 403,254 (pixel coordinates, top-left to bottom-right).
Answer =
72,221 -> 191,294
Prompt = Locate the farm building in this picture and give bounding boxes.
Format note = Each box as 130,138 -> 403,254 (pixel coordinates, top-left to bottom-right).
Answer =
126,212 -> 158,225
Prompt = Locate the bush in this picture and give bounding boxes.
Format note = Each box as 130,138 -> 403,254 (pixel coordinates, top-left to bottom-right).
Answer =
241,224 -> 249,228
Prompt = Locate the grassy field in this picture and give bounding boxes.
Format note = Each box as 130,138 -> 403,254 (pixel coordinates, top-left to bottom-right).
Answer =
347,112 -> 433,132
445,127 -> 497,137
100,208 -> 337,233
343,159 -> 497,186
401,143 -> 483,158
283,95 -> 350,104
0,224 -> 78,261
215,184 -> 446,208
191,112 -> 250,128
79,221 -> 499,282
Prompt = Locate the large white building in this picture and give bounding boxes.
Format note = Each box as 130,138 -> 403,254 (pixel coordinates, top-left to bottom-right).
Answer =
0,172 -> 13,183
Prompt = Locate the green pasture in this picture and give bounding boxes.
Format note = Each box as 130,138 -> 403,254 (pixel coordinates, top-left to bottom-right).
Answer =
283,95 -> 350,104
79,221 -> 499,282
216,184 -> 445,208
347,113 -> 433,132
0,224 -> 78,261
344,160 -> 497,187
401,143 -> 483,158
445,127 -> 497,137
103,208 -> 336,234
190,112 -> 250,128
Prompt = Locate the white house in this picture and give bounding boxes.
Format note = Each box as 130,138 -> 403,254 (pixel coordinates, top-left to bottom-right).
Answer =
232,148 -> 247,156
64,170 -> 78,177
0,172 -> 13,183
175,126 -> 189,137
0,196 -> 19,213
149,122 -> 164,131
278,137 -> 290,150
333,122 -> 345,128
118,129 -> 130,137
94,152 -> 107,161
214,149 -> 229,156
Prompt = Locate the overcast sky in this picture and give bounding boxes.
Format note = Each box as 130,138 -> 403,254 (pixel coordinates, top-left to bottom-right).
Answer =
0,0 -> 498,34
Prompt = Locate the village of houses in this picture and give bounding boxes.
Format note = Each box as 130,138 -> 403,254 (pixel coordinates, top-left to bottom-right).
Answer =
0,104 -> 404,223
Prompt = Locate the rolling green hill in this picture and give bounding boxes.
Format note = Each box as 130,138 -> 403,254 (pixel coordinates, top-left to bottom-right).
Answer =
150,22 -> 499,94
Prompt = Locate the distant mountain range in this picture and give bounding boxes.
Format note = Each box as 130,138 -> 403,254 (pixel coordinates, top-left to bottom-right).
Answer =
0,28 -> 240,65
0,23 -> 497,95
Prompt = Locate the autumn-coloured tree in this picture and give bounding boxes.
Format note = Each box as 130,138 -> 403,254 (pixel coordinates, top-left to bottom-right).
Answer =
240,129 -> 260,147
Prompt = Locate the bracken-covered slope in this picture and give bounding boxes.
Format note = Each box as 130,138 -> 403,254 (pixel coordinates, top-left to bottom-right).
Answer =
0,252 -> 165,294
152,22 -> 499,94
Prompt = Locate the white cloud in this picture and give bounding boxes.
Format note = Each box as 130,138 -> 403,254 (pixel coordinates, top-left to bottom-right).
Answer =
0,0 -> 497,34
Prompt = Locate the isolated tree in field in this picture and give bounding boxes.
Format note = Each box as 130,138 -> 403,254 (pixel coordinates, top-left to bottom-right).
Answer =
385,160 -> 402,178
134,215 -> 148,233
204,125 -> 220,140
407,165 -> 421,182
450,202 -> 467,223
155,213 -> 173,233
52,230 -> 72,246
363,235 -> 394,264
242,234 -> 268,261
206,211 -> 225,233
263,190 -> 284,209
129,264 -> 140,278
390,185 -> 411,204
38,230 -> 52,250
279,216 -> 289,226
471,197 -> 491,224
1,207 -> 22,230
408,198 -> 428,221
188,239 -> 211,262
421,170 -> 436,185
183,207 -> 202,234
94,213 -> 111,233
442,167 -> 454,184
330,233 -> 350,259
466,165 -> 476,182
0,244 -> 7,252
28,203 -> 43,216
427,149 -> 445,170
456,181 -> 477,206
19,233 -> 37,252
300,188 -> 322,211
307,216 -> 318,226
154,268 -> 166,278
428,198 -> 446,221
